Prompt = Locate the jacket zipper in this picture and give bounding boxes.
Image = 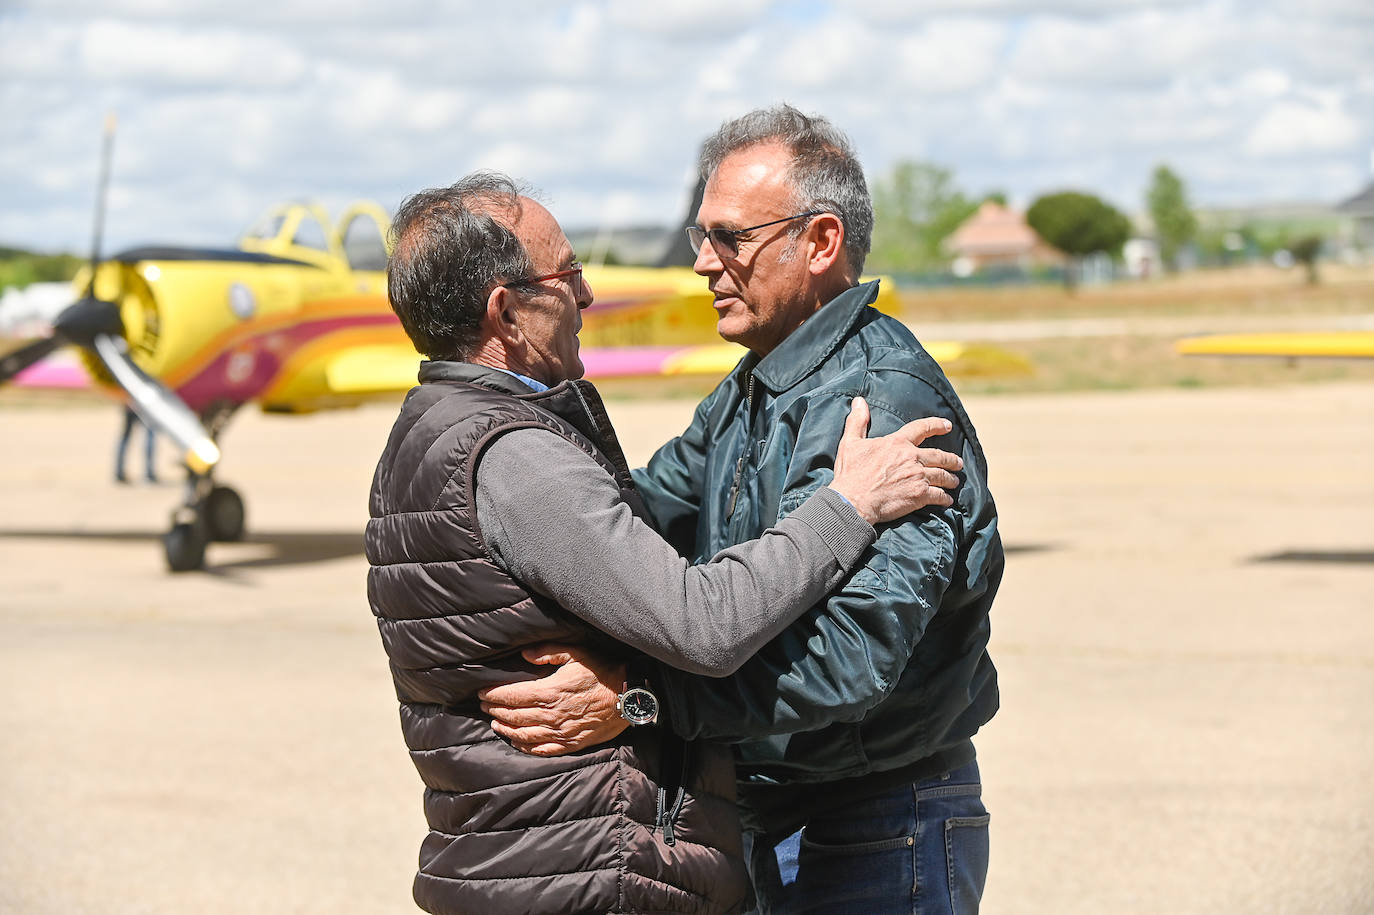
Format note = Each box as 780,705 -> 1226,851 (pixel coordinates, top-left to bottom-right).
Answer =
725,374 -> 756,519
654,740 -> 692,846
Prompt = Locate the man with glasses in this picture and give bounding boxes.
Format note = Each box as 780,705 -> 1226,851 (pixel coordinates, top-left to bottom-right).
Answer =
365,171 -> 967,915
482,106 -> 1003,914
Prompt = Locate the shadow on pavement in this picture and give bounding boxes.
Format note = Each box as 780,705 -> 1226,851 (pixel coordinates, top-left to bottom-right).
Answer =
1003,542 -> 1059,556
2,528 -> 1059,571
1248,549 -> 1374,565
0,528 -> 364,570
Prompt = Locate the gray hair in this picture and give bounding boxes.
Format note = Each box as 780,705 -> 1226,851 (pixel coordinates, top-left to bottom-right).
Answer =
386,171 -> 535,360
698,103 -> 873,276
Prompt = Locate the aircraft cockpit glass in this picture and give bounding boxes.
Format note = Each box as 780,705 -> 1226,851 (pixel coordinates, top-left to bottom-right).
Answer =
342,215 -> 388,272
244,211 -> 286,241
291,214 -> 329,252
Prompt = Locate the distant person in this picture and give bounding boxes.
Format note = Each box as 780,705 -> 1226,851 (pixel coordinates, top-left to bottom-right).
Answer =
364,172 -> 964,914
480,104 -> 1004,914
114,404 -> 156,483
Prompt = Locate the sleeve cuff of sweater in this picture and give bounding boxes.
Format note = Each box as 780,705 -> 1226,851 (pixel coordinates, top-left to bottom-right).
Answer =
790,486 -> 877,569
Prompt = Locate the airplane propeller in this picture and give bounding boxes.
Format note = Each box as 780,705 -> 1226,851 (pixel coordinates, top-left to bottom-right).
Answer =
0,298 -> 223,475
0,116 -> 223,477
0,336 -> 64,383
4,114 -> 230,571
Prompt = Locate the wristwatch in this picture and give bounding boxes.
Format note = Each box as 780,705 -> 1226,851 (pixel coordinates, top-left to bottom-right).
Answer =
616,665 -> 660,726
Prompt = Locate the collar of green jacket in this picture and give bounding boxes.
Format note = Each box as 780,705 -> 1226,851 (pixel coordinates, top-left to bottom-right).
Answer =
749,279 -> 881,393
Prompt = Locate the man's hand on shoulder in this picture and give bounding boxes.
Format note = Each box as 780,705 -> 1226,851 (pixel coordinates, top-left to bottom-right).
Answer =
478,644 -> 626,756
830,396 -> 962,524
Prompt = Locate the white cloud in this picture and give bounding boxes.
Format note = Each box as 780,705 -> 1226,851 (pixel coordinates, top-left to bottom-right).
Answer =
2,0 -> 1372,253
1235,68 -> 1292,98
606,0 -> 772,37
78,19 -> 308,87
1244,97 -> 1362,158
830,0 -> 1198,23
15,0 -> 453,26
1266,0 -> 1374,22
1007,7 -> 1224,88
892,19 -> 1007,93
0,18 -> 80,78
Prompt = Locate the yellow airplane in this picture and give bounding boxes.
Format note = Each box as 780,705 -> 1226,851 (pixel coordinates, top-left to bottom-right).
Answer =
1176,332 -> 1374,359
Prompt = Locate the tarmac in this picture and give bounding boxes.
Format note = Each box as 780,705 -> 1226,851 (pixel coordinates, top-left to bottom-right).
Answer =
1,381 -> 1371,914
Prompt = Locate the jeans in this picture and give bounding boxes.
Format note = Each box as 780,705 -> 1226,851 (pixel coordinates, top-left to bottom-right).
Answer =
743,760 -> 989,914
115,406 -> 157,481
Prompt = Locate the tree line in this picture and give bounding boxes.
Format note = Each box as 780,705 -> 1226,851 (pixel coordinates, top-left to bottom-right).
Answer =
0,248 -> 83,292
867,161 -> 1327,285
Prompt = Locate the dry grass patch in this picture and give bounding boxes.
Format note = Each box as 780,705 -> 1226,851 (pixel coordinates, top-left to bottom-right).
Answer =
899,264 -> 1374,323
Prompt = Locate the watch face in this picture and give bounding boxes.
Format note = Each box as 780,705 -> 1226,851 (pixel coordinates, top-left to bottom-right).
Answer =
620,687 -> 658,725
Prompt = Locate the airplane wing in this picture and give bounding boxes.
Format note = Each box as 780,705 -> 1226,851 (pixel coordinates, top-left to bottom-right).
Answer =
1176,331 -> 1374,359
279,341 -> 729,402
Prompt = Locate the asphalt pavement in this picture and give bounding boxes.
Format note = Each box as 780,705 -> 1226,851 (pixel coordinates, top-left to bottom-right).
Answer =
1,382 -> 1371,914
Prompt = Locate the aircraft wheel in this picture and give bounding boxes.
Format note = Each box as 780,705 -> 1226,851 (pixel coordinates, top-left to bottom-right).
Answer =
165,521 -> 208,573
205,486 -> 246,542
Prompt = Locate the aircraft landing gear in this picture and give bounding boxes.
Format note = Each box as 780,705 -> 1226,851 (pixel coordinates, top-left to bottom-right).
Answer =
163,472 -> 247,572
204,485 -> 246,542
161,401 -> 245,572
164,519 -> 209,573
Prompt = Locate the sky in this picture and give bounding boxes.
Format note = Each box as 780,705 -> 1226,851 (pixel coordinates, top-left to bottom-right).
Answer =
3,0 -> 1372,255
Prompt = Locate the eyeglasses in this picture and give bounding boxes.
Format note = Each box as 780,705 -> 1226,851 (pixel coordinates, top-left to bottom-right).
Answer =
503,262 -> 583,289
685,212 -> 823,257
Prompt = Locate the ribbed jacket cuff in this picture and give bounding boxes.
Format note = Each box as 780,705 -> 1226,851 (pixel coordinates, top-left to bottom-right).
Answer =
791,487 -> 877,569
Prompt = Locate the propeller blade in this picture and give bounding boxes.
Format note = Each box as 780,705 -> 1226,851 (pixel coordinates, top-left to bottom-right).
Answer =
0,336 -> 65,384
90,333 -> 221,474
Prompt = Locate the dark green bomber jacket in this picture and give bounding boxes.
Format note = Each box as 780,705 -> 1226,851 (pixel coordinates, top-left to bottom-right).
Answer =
634,280 -> 1002,814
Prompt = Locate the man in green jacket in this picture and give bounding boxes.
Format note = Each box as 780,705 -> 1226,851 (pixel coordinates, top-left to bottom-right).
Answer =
480,105 -> 1002,914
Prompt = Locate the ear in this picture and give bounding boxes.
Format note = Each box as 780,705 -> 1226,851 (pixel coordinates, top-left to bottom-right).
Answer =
484,284 -> 526,349
806,214 -> 845,277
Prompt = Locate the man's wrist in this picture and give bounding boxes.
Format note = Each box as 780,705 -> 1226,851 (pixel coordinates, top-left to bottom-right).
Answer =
616,657 -> 660,726
798,487 -> 877,567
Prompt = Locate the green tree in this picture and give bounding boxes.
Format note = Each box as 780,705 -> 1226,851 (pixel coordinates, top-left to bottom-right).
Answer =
1146,164 -> 1197,271
868,160 -> 979,274
1026,191 -> 1132,289
0,248 -> 81,291
1288,234 -> 1322,285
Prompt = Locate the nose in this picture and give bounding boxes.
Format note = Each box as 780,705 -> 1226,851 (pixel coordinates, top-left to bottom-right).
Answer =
577,274 -> 593,310
693,237 -> 722,277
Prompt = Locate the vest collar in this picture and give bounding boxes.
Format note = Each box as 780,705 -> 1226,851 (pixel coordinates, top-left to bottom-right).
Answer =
418,360 -> 537,396
418,360 -> 628,479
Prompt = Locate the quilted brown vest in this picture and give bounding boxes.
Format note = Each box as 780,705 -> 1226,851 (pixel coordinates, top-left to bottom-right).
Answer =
365,372 -> 747,915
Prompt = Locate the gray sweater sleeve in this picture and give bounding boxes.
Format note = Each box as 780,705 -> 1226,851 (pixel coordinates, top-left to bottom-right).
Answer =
474,427 -> 875,677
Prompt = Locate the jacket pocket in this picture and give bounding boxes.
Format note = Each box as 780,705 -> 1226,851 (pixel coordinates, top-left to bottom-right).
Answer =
848,548 -> 889,592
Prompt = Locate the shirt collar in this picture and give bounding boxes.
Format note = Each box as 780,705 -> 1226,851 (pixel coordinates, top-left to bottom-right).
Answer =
417,360 -> 539,395
750,279 -> 881,393
491,367 -> 549,392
